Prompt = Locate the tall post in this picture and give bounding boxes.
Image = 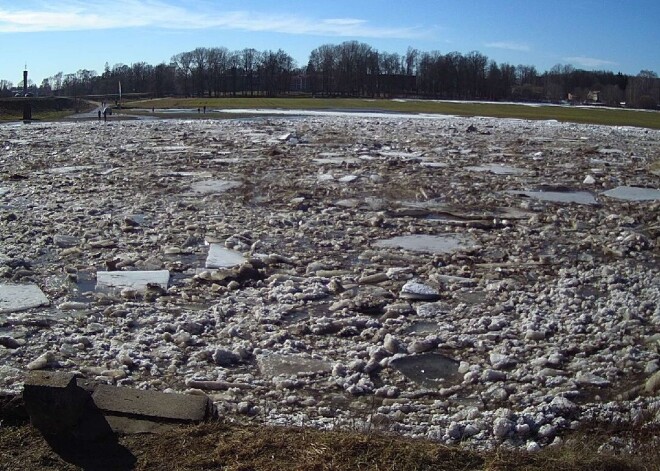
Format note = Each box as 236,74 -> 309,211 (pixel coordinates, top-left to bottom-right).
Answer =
22,68 -> 32,122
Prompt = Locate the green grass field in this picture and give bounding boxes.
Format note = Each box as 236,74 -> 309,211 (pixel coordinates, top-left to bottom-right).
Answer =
1,96 -> 658,129
123,97 -> 660,129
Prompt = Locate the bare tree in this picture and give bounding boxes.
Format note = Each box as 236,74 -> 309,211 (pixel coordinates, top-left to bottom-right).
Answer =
0,79 -> 13,97
190,48 -> 209,97
152,63 -> 176,97
171,52 -> 193,96
241,48 -> 259,96
228,51 -> 240,97
50,72 -> 63,94
335,41 -> 373,96
627,70 -> 659,108
207,47 -> 230,96
39,78 -> 52,96
405,47 -> 419,76
309,44 -> 337,96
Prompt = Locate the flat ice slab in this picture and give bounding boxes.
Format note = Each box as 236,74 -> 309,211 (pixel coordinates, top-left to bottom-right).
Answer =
188,179 -> 242,195
391,353 -> 461,387
0,284 -> 50,314
96,270 -> 170,292
601,186 -> 660,201
465,164 -> 529,175
508,190 -> 597,205
205,244 -> 246,268
47,166 -> 96,174
257,354 -> 332,377
374,234 -> 476,254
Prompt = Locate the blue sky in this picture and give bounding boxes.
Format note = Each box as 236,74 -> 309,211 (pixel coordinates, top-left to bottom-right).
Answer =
1,0 -> 658,86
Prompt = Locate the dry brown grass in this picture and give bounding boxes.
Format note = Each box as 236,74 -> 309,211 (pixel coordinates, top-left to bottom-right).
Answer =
650,160 -> 660,176
2,420 -> 659,471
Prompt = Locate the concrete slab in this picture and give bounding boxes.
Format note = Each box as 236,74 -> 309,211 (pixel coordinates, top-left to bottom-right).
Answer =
0,284 -> 50,314
25,371 -> 76,389
96,270 -> 169,292
205,244 -> 246,269
92,384 -> 211,422
104,415 -> 175,434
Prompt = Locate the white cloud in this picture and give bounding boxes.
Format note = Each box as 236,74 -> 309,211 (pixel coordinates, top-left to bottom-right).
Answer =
485,41 -> 531,52
563,56 -> 618,68
0,1 -> 161,32
323,18 -> 367,27
0,1 -> 426,39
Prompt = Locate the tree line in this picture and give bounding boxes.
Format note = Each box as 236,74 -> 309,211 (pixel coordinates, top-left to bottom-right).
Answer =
1,41 -> 658,109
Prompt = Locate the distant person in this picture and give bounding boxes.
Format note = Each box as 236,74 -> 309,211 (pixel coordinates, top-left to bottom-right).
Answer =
98,110 -> 102,121
103,108 -> 108,122
203,106 -> 206,113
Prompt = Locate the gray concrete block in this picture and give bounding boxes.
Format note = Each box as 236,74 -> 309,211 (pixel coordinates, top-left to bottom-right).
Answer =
23,371 -> 91,436
92,385 -> 211,422
25,370 -> 76,389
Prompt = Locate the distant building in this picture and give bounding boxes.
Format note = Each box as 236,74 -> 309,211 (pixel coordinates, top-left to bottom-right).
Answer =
290,73 -> 308,92
586,90 -> 601,102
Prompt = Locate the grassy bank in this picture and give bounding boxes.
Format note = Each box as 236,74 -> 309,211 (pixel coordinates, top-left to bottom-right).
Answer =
0,97 -> 92,122
123,97 -> 660,129
0,421 -> 657,471
2,96 -> 658,129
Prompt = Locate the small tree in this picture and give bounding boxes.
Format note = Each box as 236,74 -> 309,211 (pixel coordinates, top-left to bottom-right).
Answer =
0,79 -> 13,97
40,78 -> 52,96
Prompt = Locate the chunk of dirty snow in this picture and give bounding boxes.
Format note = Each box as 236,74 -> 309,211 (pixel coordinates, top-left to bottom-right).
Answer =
96,270 -> 170,292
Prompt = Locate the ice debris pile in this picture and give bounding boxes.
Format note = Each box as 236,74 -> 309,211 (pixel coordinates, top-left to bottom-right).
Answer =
0,114 -> 659,450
